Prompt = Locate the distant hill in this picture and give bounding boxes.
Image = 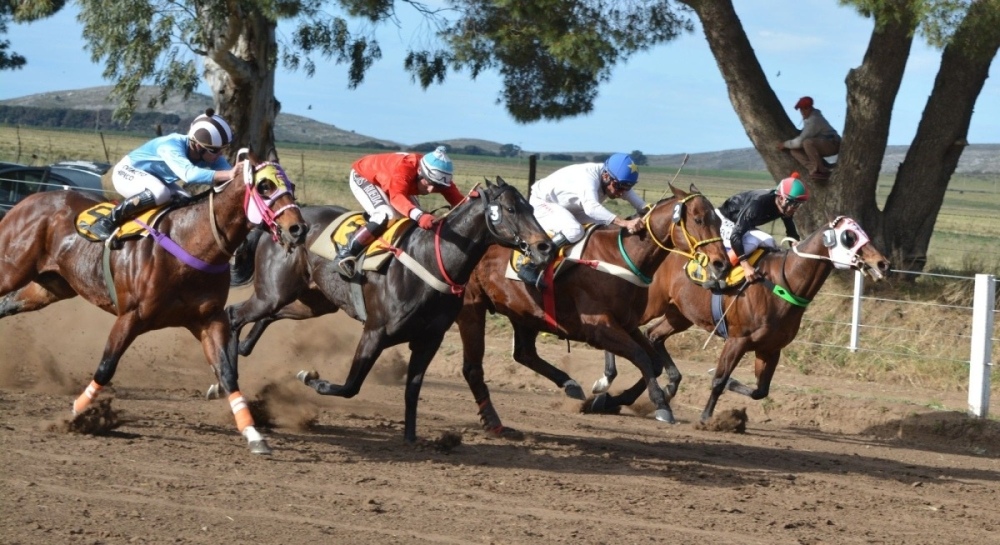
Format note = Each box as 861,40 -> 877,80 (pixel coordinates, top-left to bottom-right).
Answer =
2,86 -> 999,174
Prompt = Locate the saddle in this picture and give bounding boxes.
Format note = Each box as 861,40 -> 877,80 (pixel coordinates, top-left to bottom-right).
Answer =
308,212 -> 413,272
75,202 -> 168,244
684,248 -> 767,289
505,224 -> 599,283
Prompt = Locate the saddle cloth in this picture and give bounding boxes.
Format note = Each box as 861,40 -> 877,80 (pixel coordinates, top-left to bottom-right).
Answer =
308,212 -> 413,272
685,248 -> 767,289
75,203 -> 166,243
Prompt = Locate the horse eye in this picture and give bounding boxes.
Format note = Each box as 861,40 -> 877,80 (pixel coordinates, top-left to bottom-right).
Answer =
840,230 -> 857,247
256,179 -> 276,194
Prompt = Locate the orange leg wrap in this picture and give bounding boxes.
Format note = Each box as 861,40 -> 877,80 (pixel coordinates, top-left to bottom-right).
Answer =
228,391 -> 255,432
72,380 -> 102,414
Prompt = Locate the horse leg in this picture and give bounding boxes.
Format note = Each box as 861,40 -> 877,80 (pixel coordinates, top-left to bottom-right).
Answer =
71,312 -> 142,415
726,350 -> 780,401
456,298 -> 518,438
590,351 -> 618,394
701,337 -> 750,422
233,291 -> 338,356
400,331 -> 449,443
511,323 -> 584,400
589,328 -> 675,424
192,314 -> 272,455
645,308 -> 691,399
0,279 -> 75,318
300,327 -> 385,399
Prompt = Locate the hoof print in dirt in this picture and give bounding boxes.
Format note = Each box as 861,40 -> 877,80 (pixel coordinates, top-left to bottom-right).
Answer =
695,408 -> 748,433
421,431 -> 463,453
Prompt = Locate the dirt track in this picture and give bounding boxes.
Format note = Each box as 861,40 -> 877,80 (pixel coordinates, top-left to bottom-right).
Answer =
2,287 -> 999,545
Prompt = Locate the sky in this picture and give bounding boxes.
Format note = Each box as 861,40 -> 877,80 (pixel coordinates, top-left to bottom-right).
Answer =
2,1 -> 998,155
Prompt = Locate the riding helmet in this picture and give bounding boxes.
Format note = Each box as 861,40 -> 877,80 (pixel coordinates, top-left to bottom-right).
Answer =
602,153 -> 639,187
777,172 -> 809,201
419,146 -> 454,186
188,108 -> 234,149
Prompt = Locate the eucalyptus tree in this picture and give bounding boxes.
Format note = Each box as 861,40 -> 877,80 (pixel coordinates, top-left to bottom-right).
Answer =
422,0 -> 1000,272
1,0 -> 68,70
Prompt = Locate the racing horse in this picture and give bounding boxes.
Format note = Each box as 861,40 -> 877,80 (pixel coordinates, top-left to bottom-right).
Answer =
455,183 -> 729,436
223,176 -> 554,443
0,153 -> 308,454
591,215 -> 891,422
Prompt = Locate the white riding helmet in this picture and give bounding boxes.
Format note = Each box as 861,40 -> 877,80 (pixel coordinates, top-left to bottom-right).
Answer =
188,108 -> 233,149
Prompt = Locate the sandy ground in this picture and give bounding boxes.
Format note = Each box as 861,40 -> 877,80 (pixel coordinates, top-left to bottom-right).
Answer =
2,285 -> 999,545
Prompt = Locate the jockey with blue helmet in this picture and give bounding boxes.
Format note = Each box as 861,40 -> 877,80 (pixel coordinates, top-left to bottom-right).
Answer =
519,152 -> 648,288
716,172 -> 809,283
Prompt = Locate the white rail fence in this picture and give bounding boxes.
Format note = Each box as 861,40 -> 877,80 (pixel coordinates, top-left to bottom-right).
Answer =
821,270 -> 995,417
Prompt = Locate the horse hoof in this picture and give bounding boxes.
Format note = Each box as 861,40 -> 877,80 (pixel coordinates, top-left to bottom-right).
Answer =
490,426 -> 525,441
248,439 -> 272,455
591,376 -> 611,394
296,370 -> 319,384
590,393 -> 609,412
205,383 -> 221,400
654,408 -> 676,424
563,380 -> 585,400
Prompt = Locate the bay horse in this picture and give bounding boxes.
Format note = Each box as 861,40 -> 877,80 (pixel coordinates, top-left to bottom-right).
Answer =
223,176 -> 554,443
591,215 -> 891,422
456,183 -> 729,436
0,153 -> 308,455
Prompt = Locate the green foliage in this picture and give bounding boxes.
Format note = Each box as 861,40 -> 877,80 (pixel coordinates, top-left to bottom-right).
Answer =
630,150 -> 648,166
411,0 -> 694,122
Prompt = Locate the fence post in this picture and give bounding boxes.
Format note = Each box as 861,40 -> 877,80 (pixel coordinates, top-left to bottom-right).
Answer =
968,274 -> 994,418
849,269 -> 864,352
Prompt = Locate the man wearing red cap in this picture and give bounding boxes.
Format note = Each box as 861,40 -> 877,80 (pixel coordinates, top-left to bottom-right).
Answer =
777,96 -> 841,180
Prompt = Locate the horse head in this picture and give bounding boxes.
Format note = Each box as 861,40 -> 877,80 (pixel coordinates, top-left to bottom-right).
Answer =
479,175 -> 554,269
648,183 -> 729,280
228,150 -> 308,250
813,216 -> 891,280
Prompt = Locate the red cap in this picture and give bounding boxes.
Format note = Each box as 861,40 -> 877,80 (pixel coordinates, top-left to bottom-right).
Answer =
794,96 -> 814,110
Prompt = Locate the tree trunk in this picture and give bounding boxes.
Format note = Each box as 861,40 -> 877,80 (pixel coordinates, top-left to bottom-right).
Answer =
883,0 -> 1000,272
202,11 -> 279,164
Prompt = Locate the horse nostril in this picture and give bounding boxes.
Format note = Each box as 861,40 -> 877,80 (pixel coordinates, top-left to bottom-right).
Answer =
289,223 -> 308,242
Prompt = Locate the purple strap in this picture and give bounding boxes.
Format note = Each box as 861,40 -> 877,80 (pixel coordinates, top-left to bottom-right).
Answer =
134,219 -> 230,274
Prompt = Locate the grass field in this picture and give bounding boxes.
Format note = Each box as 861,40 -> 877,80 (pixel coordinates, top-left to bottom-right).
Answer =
2,125 -> 998,401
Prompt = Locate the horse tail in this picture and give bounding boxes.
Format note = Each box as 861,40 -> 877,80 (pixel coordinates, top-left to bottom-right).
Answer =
230,227 -> 265,286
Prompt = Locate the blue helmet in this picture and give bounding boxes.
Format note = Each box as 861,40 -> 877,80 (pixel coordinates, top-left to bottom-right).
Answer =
419,146 -> 454,186
602,153 -> 639,187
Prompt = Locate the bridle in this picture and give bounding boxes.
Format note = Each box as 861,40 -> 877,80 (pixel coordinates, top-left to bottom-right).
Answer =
208,151 -> 299,255
615,194 -> 722,284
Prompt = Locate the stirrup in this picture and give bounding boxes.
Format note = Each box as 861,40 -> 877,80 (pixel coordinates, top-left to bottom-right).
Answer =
517,265 -> 546,290
336,255 -> 358,278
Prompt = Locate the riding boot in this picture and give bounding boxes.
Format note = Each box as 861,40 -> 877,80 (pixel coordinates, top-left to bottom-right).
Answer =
88,189 -> 157,241
517,232 -> 570,289
334,221 -> 383,278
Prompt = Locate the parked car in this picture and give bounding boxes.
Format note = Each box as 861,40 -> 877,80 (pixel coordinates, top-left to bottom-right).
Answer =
0,161 -> 111,220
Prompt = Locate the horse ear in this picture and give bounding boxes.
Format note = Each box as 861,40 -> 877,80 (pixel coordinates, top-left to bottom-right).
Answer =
484,177 -> 495,188
669,182 -> 686,199
495,175 -> 507,186
689,183 -> 701,194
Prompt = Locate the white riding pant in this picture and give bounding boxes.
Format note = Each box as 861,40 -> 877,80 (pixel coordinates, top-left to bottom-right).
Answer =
111,157 -> 186,206
530,201 -> 588,243
348,170 -> 416,225
716,209 -> 777,255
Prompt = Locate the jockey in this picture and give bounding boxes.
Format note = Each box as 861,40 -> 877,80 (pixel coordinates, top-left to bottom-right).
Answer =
334,146 -> 466,278
88,108 -> 240,241
521,152 -> 649,288
717,172 -> 808,283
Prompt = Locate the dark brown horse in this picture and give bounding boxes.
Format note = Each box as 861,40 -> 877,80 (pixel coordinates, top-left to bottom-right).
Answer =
456,184 -> 729,436
224,177 -> 554,442
592,215 -> 891,422
0,154 -> 308,454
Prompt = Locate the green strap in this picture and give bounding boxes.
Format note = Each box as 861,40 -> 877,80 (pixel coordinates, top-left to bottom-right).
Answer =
617,230 -> 652,285
765,280 -> 810,307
